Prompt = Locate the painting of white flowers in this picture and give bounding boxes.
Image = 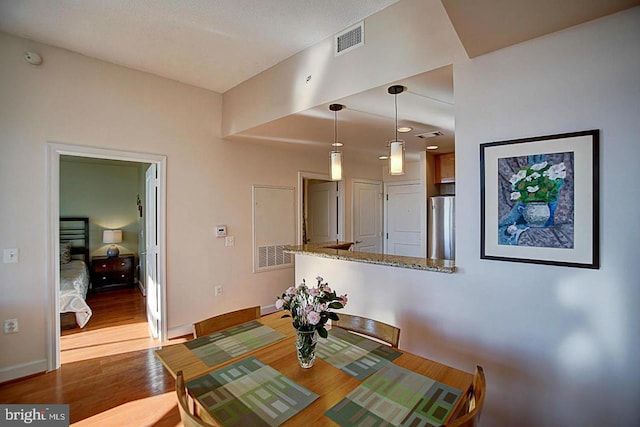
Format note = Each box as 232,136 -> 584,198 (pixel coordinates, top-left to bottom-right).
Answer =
481,130 -> 599,269
499,153 -> 574,247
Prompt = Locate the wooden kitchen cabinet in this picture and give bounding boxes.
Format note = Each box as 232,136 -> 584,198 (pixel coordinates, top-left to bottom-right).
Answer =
435,153 -> 455,183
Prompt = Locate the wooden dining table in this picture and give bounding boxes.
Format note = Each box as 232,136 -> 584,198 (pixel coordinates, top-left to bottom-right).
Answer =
155,311 -> 473,426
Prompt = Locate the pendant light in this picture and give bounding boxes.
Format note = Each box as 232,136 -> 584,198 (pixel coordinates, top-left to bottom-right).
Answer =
329,103 -> 344,181
388,85 -> 405,175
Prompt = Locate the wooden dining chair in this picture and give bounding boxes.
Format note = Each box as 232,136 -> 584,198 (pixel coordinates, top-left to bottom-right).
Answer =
176,370 -> 219,427
441,365 -> 486,427
331,313 -> 401,348
192,306 -> 261,338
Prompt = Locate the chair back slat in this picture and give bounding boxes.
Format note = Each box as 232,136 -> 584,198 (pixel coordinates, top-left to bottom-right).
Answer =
332,313 -> 400,348
441,365 -> 486,427
176,371 -> 219,427
193,306 -> 261,338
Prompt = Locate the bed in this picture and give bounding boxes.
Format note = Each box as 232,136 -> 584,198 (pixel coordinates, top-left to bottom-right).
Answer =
59,217 -> 92,329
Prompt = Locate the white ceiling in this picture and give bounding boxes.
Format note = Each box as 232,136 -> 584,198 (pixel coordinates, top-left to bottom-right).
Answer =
2,0 -> 637,161
0,0 -> 399,93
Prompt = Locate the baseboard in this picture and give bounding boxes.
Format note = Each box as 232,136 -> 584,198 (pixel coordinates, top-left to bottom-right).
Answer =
0,359 -> 48,384
167,324 -> 193,339
261,304 -> 278,315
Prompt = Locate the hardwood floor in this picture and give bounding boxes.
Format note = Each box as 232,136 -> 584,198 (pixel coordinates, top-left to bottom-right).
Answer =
0,287 -> 190,426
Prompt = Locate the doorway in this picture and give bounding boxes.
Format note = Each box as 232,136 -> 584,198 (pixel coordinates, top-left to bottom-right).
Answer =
297,171 -> 344,245
46,142 -> 167,371
352,179 -> 383,253
384,181 -> 426,257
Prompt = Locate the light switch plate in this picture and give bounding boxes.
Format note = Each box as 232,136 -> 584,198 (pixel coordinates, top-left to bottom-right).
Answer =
225,236 -> 235,247
3,248 -> 19,263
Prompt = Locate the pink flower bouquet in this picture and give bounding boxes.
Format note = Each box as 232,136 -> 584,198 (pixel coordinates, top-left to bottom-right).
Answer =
275,276 -> 347,338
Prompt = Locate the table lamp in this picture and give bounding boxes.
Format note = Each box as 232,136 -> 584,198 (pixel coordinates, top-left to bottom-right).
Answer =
103,229 -> 122,258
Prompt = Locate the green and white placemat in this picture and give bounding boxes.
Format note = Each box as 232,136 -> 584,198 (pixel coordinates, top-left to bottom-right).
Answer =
316,327 -> 402,380
184,320 -> 285,366
325,362 -> 462,427
187,356 -> 318,427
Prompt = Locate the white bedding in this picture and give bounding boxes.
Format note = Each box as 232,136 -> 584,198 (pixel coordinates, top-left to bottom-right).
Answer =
60,260 -> 92,328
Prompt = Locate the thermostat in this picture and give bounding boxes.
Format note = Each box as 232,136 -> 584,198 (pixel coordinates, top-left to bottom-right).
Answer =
215,225 -> 227,237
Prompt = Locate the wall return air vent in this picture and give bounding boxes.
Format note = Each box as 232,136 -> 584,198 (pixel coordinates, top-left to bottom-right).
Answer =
257,245 -> 292,271
335,21 -> 364,56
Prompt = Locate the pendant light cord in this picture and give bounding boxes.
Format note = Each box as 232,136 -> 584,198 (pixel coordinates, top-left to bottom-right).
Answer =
334,109 -> 338,147
394,93 -> 398,142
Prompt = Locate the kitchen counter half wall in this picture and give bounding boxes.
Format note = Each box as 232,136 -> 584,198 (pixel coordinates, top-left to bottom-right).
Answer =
284,243 -> 456,273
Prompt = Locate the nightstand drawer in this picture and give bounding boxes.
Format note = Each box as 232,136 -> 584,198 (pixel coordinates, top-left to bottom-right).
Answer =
91,254 -> 136,291
93,262 -> 111,274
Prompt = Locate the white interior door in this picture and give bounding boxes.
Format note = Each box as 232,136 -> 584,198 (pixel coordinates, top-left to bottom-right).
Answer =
385,182 -> 425,257
307,181 -> 338,243
353,180 -> 383,253
145,164 -> 160,338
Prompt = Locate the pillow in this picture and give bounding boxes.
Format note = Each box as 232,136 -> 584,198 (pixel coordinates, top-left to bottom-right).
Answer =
60,242 -> 72,264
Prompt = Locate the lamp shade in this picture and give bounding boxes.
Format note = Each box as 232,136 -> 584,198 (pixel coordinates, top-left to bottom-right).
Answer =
330,151 -> 343,181
103,229 -> 122,244
389,140 -> 405,175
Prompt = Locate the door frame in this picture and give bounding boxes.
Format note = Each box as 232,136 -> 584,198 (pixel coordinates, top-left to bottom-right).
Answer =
296,171 -> 345,245
351,178 -> 383,252
46,142 -> 167,371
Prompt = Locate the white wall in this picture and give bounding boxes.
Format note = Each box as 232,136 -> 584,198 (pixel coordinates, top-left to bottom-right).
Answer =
296,8 -> 640,427
0,31 -> 381,381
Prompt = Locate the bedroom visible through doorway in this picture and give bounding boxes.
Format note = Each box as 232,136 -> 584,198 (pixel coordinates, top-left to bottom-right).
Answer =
58,156 -> 151,363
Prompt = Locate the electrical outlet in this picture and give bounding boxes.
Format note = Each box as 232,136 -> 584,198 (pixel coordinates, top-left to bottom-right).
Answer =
4,318 -> 18,334
214,285 -> 223,296
225,236 -> 235,247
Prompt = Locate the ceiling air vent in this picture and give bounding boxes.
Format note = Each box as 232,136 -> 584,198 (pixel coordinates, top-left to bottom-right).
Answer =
335,21 -> 364,56
416,131 -> 443,139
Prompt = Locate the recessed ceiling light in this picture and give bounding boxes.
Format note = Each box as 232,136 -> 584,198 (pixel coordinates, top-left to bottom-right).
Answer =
378,155 -> 389,160
332,142 -> 343,147
426,145 -> 439,150
397,126 -> 412,133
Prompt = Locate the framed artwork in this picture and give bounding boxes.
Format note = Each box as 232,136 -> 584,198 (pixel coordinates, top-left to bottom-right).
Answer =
480,130 -> 599,268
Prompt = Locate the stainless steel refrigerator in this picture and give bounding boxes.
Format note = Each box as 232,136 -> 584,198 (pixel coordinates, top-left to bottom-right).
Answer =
428,196 -> 455,260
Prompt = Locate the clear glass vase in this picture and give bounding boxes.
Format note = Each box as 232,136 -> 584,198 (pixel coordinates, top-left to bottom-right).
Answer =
295,328 -> 318,368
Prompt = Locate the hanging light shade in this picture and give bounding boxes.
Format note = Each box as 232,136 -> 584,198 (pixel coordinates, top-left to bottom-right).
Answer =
329,103 -> 344,181
388,85 -> 405,176
389,140 -> 405,175
330,151 -> 343,181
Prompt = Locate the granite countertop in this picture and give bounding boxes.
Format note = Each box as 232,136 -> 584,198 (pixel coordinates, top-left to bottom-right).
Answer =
284,242 -> 456,273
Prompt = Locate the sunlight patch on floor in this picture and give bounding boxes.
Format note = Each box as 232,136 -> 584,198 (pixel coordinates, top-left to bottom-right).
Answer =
61,321 -> 188,364
71,392 -> 181,426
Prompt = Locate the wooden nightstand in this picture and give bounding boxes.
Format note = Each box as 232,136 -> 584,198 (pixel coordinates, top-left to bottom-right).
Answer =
91,254 -> 135,291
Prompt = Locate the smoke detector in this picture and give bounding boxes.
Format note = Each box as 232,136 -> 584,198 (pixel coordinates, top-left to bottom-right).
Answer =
24,51 -> 43,66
